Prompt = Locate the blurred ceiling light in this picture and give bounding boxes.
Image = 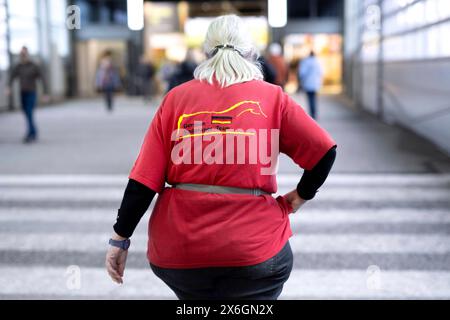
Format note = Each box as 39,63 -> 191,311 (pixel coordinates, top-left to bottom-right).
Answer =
127,0 -> 144,30
268,0 -> 287,28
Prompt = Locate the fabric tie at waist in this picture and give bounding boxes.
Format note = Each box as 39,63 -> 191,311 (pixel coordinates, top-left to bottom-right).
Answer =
173,183 -> 271,196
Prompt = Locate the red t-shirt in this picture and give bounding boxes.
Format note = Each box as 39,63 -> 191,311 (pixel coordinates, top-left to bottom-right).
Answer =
129,79 -> 336,268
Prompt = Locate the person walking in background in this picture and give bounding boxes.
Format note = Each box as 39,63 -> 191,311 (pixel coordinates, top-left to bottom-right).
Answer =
137,55 -> 155,102
267,43 -> 288,89
96,51 -> 121,112
6,46 -> 48,143
158,58 -> 177,94
105,15 -> 336,300
258,54 -> 277,85
299,51 -> 323,119
167,50 -> 197,91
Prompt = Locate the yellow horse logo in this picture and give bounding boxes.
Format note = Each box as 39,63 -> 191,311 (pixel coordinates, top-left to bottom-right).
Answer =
176,100 -> 267,139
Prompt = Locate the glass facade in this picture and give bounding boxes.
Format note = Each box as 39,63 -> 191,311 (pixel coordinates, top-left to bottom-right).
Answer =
49,0 -> 70,57
345,0 -> 450,104
7,0 -> 39,54
344,0 -> 450,155
0,0 -> 8,70
383,0 -> 450,60
354,0 -> 450,63
76,0 -> 127,25
0,0 -> 71,109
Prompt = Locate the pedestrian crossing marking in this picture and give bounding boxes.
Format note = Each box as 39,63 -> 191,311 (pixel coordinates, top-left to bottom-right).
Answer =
0,173 -> 449,299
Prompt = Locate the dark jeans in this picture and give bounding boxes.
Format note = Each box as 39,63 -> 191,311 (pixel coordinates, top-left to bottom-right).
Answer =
150,241 -> 293,300
306,91 -> 317,119
104,88 -> 114,111
20,91 -> 37,138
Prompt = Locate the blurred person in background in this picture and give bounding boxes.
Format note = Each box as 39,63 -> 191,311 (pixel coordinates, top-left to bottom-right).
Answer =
167,49 -> 197,91
6,46 -> 48,143
267,43 -> 288,89
95,50 -> 121,112
294,59 -> 302,93
137,55 -> 155,102
298,51 -> 323,119
258,54 -> 277,85
158,58 -> 177,93
106,15 -> 336,300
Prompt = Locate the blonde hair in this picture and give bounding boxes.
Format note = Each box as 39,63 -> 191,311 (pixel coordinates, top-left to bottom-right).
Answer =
194,15 -> 263,88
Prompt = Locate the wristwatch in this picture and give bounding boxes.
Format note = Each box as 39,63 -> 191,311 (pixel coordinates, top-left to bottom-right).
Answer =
109,238 -> 131,250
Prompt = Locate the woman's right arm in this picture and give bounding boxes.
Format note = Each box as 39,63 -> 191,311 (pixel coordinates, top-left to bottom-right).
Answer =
106,179 -> 156,284
279,90 -> 337,212
113,179 -> 156,238
106,95 -> 170,284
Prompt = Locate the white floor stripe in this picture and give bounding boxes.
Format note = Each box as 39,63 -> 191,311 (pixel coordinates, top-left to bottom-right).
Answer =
277,174 -> 450,187
0,265 -> 175,298
1,208 -> 449,224
277,186 -> 450,202
290,209 -> 450,224
280,269 -> 450,299
0,175 -> 128,186
288,235 -> 450,253
0,266 -> 449,299
1,233 -> 449,253
0,208 -> 128,223
0,188 -> 124,201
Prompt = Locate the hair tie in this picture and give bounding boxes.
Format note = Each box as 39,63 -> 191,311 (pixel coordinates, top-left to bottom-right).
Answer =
216,44 -> 235,50
210,44 -> 243,57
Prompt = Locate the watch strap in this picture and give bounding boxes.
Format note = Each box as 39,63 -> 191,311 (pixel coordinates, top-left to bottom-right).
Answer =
109,238 -> 130,250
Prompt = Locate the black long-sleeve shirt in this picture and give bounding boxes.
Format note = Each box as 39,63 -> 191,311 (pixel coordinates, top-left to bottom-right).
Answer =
113,146 -> 336,238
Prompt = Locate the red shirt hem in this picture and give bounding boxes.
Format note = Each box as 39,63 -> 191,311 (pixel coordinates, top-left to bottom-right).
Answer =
147,233 -> 293,269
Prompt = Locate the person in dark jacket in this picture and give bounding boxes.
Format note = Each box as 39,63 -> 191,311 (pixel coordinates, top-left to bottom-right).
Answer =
137,55 -> 155,101
95,51 -> 121,112
258,56 -> 277,85
267,43 -> 288,88
6,46 -> 48,143
167,50 -> 197,91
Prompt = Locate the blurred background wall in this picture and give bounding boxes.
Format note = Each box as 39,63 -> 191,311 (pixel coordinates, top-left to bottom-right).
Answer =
344,0 -> 450,154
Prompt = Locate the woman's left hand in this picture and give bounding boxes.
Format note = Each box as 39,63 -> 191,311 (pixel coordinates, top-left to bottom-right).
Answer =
283,189 -> 306,213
